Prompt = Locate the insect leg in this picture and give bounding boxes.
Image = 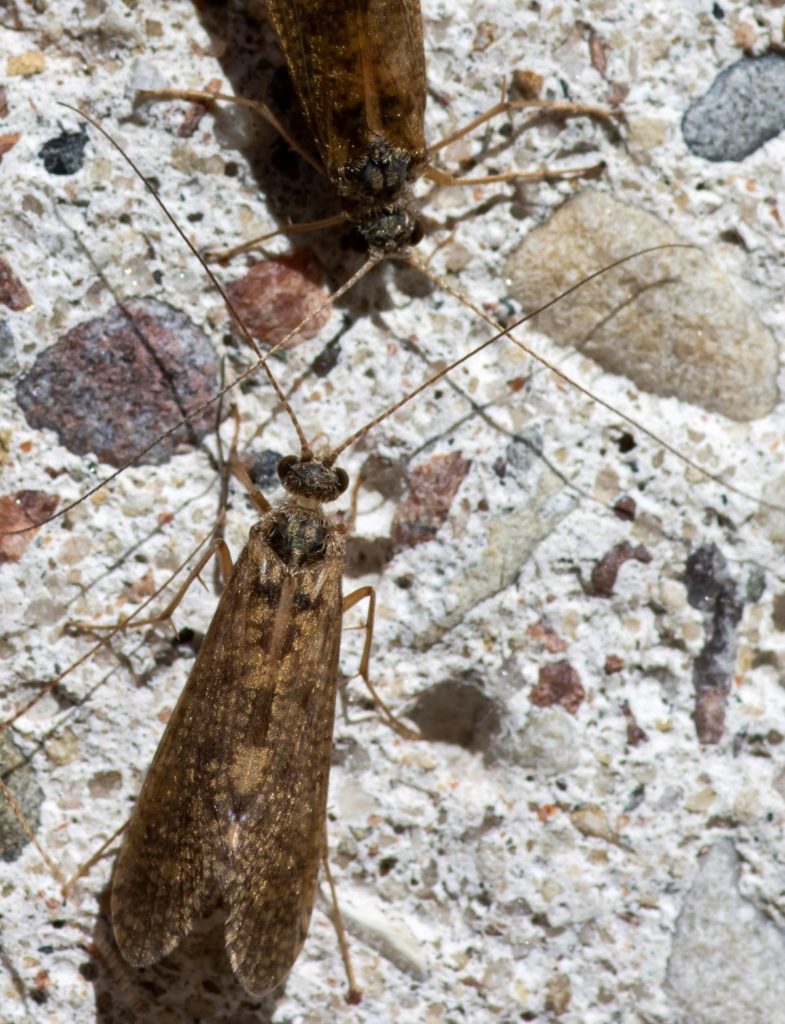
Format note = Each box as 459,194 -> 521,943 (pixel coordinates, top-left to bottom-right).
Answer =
69,538 -> 233,636
342,586 -> 422,741
427,92 -> 619,159
424,83 -> 617,187
320,846 -> 362,1005
135,87 -> 323,173
423,161 -> 605,189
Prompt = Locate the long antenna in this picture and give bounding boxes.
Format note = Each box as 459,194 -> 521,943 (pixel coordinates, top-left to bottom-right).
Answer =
59,102 -> 314,456
3,104 -> 382,535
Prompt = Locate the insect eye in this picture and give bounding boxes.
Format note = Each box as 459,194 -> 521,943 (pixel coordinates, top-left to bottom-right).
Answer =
277,455 -> 298,485
334,468 -> 349,495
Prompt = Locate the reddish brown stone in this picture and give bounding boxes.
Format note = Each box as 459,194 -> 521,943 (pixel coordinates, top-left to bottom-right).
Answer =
527,619 -> 568,654
604,654 -> 625,674
621,701 -> 648,746
391,452 -> 471,553
587,541 -> 652,597
530,660 -> 585,715
0,256 -> 31,310
16,298 -> 220,467
225,250 -> 331,348
512,68 -> 544,100
0,490 -> 60,563
0,132 -> 20,163
613,496 -> 636,521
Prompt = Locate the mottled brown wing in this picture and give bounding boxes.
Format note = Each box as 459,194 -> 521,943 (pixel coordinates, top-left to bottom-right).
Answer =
111,521 -> 344,994
264,0 -> 427,183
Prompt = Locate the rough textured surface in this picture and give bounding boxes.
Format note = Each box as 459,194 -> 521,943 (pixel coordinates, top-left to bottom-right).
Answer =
3,2 -> 785,1023
667,840 -> 785,1024
683,53 -> 785,161
505,189 -> 779,420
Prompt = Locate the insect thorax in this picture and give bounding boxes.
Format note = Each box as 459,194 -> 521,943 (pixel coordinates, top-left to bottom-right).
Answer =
261,502 -> 339,570
259,454 -> 348,569
337,136 -> 424,252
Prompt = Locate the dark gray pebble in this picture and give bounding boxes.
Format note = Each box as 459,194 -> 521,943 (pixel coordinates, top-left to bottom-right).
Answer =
683,53 -> 785,161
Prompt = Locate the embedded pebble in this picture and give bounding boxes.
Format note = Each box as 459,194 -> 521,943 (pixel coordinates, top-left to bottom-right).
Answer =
666,840 -> 785,1023
391,451 -> 471,554
683,54 -> 785,162
0,256 -> 32,310
225,250 -> 331,347
6,52 -> 44,77
0,733 -> 43,861
684,544 -> 743,745
334,886 -> 428,983
0,490 -> 60,563
570,804 -> 618,845
587,541 -> 652,598
505,190 -> 778,420
16,298 -> 220,467
529,660 -> 585,715
503,707 -> 580,775
413,439 -> 577,648
38,127 -> 88,175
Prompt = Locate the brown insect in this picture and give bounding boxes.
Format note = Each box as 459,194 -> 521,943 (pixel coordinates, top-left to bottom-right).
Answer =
263,0 -> 429,252
4,6 -> 777,1015
1,97 -> 660,998
141,0 -> 613,260
110,448 -> 360,997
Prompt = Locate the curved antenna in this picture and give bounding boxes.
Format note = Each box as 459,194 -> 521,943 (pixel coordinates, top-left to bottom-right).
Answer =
328,245 -> 688,461
330,242 -> 784,514
4,104 -> 380,535
59,103 -> 312,449
408,250 -> 785,515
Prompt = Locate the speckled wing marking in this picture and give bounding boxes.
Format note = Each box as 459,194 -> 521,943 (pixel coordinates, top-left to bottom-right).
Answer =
111,516 -> 345,995
264,0 -> 427,185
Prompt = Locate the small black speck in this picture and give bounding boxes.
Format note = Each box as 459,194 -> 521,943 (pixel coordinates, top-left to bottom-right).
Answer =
712,3 -> 724,18
311,340 -> 340,378
379,855 -> 398,876
29,989 -> 48,1005
616,431 -> 636,454
50,919 -> 66,929
186,211 -> 204,223
152,269 -> 164,285
38,945 -> 55,954
224,161 -> 239,177
118,212 -> 132,226
78,961 -> 99,981
39,128 -> 88,175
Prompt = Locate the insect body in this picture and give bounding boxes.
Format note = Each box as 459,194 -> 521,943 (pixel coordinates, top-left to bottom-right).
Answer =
264,0 -> 428,251
112,453 -> 350,995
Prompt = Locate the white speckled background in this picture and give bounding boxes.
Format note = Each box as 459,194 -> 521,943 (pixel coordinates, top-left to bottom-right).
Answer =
3,1 -> 785,1022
